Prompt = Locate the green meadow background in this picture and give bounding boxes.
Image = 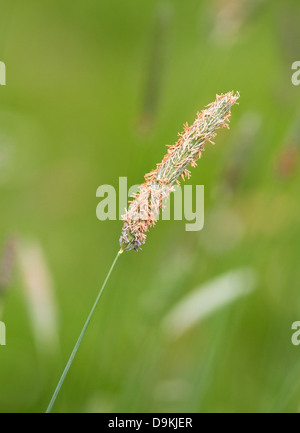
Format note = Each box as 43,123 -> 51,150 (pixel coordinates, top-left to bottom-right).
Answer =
0,0 -> 300,413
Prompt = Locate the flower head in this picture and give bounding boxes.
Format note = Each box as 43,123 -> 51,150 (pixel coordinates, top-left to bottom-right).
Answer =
120,91 -> 239,252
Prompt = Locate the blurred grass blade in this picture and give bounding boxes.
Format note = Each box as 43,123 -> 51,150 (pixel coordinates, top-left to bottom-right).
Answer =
17,239 -> 59,352
163,267 -> 257,339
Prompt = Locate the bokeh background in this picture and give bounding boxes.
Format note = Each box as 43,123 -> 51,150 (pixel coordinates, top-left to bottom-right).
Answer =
0,0 -> 300,413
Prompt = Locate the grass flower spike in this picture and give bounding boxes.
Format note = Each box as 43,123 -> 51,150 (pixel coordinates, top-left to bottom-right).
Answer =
46,90 -> 239,412
120,91 -> 240,252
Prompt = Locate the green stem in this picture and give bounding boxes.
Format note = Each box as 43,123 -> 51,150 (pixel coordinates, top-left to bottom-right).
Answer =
46,250 -> 122,413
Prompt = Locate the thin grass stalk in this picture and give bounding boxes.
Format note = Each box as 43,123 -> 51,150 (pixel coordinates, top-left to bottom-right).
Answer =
46,251 -> 121,413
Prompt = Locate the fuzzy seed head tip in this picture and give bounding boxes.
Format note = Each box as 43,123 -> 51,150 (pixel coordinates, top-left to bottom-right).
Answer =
119,91 -> 239,252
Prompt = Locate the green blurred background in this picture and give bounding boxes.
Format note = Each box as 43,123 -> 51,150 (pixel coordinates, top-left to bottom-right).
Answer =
0,0 -> 300,413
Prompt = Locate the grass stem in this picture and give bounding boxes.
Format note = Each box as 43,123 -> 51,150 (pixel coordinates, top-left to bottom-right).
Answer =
46,250 -> 122,413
